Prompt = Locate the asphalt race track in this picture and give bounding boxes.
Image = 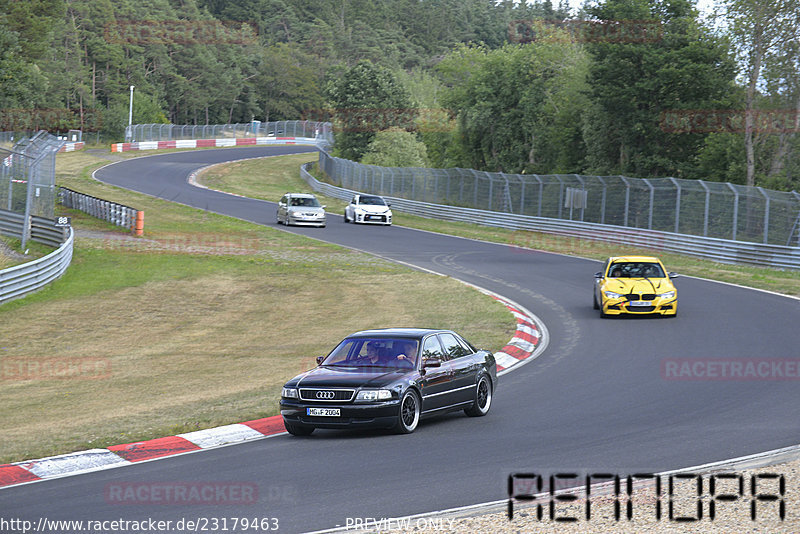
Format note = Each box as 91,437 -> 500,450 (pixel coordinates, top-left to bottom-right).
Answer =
2,146 -> 799,533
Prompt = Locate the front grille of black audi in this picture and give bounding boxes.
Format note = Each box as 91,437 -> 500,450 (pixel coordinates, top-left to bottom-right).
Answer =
299,389 -> 355,402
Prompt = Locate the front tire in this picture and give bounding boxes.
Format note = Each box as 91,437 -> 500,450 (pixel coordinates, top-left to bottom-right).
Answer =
284,420 -> 314,436
593,291 -> 599,310
393,389 -> 420,434
465,375 -> 492,417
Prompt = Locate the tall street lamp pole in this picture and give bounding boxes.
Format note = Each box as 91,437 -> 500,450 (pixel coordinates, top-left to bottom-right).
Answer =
127,85 -> 135,141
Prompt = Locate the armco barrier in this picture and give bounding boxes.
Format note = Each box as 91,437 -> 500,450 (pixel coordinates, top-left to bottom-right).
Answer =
58,187 -> 141,234
0,209 -> 73,304
111,136 -> 319,152
301,162 -> 800,271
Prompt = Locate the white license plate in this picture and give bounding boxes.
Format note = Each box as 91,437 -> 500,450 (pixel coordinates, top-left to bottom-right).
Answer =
629,301 -> 652,307
307,408 -> 340,417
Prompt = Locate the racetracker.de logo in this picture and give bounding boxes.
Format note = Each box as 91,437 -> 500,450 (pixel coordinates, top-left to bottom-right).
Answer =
660,109 -> 800,134
509,19 -> 662,44
0,108 -> 103,133
0,357 -> 111,381
104,481 -> 258,505
104,20 -> 258,45
661,358 -> 800,381
301,108 -> 454,133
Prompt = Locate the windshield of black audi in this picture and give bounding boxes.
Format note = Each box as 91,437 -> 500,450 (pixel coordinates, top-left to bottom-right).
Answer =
322,338 -> 419,368
360,196 -> 386,206
608,262 -> 665,278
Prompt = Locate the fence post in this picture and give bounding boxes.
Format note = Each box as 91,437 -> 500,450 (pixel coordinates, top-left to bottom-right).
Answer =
669,177 -> 681,234
643,178 -> 654,230
726,183 -> 739,241
620,176 -> 631,227
757,187 -> 770,243
699,180 -> 710,237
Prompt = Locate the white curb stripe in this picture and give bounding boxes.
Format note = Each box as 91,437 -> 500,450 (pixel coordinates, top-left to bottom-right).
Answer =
16,449 -> 131,479
508,338 -> 536,353
178,424 -> 266,448
510,310 -> 531,322
494,351 -> 522,368
516,324 -> 540,339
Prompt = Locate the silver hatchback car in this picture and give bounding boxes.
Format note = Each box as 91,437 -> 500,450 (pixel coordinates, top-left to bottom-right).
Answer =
277,193 -> 327,227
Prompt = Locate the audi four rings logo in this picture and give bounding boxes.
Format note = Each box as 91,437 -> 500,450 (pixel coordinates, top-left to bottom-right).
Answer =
316,391 -> 336,399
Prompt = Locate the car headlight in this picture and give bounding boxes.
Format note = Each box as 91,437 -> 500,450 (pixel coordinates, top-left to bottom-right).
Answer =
657,291 -> 675,299
356,389 -> 392,401
281,387 -> 298,399
603,290 -> 623,299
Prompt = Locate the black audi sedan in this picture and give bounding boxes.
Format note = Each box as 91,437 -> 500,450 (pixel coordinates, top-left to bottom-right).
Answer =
280,328 -> 497,435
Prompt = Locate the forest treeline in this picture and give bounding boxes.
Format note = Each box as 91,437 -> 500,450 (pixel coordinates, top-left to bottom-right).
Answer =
0,0 -> 798,189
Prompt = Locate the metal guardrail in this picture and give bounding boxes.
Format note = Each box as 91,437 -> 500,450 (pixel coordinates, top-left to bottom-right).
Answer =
317,151 -> 800,248
58,187 -> 140,232
301,162 -> 800,271
0,208 -> 74,304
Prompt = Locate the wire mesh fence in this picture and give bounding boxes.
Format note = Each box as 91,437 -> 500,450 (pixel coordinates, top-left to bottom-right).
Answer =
318,151 -> 800,247
0,131 -> 65,222
125,121 -> 334,148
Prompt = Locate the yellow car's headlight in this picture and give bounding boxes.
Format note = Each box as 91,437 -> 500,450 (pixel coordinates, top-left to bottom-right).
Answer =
603,290 -> 623,299
657,291 -> 675,299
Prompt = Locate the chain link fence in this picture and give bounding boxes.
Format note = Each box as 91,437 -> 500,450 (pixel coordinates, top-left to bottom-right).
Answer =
318,151 -> 800,247
125,121 -> 334,148
1,131 -> 65,217
0,131 -> 65,248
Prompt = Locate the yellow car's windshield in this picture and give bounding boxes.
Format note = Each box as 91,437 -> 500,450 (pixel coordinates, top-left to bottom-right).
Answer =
608,262 -> 665,278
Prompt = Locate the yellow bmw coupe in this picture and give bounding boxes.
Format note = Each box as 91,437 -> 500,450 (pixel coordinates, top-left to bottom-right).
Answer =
593,256 -> 678,317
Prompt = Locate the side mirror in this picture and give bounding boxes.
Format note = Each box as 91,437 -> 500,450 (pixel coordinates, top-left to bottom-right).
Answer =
594,272 -> 603,279
422,358 -> 441,369
321,205 -> 327,210
668,272 -> 679,279
387,203 -> 392,207
316,355 -> 325,365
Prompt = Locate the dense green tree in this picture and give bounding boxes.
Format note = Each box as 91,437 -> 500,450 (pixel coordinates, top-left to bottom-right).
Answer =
723,0 -> 800,188
325,61 -> 414,161
581,0 -> 737,178
438,37 -> 590,174
0,17 -> 48,109
361,127 -> 429,167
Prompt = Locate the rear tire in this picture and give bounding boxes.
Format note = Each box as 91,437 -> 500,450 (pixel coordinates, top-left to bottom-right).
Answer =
284,420 -> 314,436
465,375 -> 492,417
393,390 -> 420,434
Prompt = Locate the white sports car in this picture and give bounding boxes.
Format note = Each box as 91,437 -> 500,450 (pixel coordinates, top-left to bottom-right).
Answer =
343,194 -> 392,225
